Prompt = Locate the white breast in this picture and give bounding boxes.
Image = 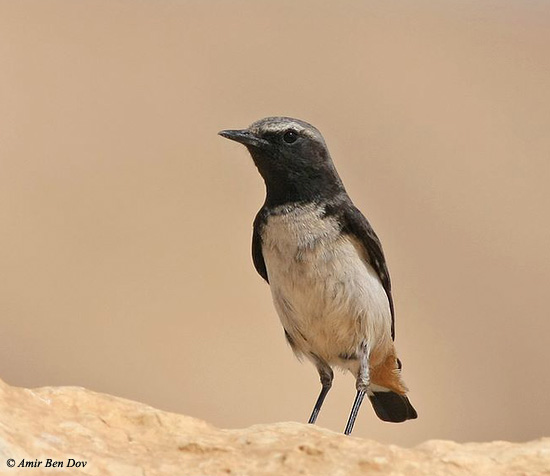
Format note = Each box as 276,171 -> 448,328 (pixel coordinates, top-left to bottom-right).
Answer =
261,203 -> 393,368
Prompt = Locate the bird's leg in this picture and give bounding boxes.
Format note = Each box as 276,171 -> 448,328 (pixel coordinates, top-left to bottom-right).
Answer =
308,357 -> 334,425
344,342 -> 370,435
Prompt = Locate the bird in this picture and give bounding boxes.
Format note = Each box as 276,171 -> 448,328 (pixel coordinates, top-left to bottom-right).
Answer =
219,116 -> 417,435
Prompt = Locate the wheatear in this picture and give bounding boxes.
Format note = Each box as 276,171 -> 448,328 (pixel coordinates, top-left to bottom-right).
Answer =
220,117 -> 417,435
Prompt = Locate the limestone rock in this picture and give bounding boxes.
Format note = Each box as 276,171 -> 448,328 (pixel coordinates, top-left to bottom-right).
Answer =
0,378 -> 548,475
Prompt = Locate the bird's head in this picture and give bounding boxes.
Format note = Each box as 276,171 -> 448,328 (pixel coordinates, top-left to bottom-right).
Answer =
219,117 -> 344,206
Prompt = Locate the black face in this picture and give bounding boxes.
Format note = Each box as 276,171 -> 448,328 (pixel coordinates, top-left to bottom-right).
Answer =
220,117 -> 344,206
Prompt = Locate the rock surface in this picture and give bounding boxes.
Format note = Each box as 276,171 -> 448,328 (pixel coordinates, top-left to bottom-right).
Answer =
0,378 -> 548,476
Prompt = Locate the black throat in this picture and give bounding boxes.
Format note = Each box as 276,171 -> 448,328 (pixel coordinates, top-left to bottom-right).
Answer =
250,148 -> 346,208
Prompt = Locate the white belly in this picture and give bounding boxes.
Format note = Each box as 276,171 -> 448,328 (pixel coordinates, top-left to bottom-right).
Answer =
261,204 -> 393,368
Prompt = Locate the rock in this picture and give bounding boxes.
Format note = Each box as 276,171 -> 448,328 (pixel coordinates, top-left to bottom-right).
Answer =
0,378 -> 548,475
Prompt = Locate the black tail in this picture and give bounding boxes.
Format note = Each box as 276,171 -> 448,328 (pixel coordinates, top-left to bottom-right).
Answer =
368,390 -> 418,423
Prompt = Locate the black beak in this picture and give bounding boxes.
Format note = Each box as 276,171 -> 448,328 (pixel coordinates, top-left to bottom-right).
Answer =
218,129 -> 268,148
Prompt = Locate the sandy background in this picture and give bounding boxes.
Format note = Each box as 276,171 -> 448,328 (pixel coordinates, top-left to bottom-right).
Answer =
1,0 -> 549,446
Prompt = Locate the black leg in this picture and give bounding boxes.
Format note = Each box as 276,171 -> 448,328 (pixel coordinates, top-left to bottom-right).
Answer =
308,383 -> 331,424
343,342 -> 370,435
344,389 -> 366,435
308,357 -> 333,425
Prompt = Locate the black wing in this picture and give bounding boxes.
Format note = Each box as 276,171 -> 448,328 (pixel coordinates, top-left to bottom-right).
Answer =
252,209 -> 269,283
340,202 -> 396,340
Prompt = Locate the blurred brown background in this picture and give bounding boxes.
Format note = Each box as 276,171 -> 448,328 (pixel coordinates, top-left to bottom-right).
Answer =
1,0 -> 549,446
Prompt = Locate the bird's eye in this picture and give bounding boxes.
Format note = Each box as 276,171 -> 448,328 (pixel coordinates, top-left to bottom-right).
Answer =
283,130 -> 298,144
